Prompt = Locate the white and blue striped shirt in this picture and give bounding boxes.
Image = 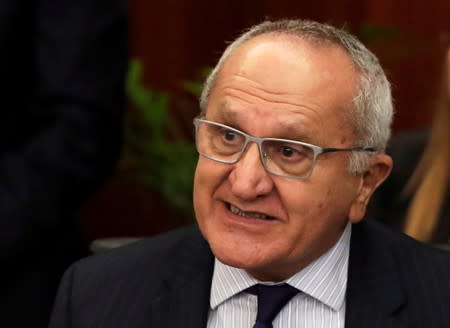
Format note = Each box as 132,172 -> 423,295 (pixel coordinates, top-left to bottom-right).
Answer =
207,222 -> 351,328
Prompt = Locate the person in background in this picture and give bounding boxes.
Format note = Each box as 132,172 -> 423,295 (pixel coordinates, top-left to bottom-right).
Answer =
0,0 -> 127,326
49,19 -> 450,328
367,34 -> 449,245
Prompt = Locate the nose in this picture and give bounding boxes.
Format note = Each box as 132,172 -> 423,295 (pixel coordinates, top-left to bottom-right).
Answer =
228,142 -> 274,200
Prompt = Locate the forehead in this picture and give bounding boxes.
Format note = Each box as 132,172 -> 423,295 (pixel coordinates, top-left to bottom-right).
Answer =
221,34 -> 358,95
208,34 -> 358,144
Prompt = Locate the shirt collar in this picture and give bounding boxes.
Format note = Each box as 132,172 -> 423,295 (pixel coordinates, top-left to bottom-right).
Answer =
210,222 -> 351,312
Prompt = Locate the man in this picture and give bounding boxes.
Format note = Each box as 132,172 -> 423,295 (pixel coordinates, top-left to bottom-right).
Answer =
49,19 -> 450,328
1,0 -> 127,326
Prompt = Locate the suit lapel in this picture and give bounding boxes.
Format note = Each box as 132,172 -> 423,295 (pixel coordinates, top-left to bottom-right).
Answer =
150,227 -> 214,327
147,222 -> 408,327
345,221 -> 406,328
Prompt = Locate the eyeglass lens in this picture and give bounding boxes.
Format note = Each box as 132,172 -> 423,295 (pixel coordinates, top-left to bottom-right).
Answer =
195,120 -> 315,178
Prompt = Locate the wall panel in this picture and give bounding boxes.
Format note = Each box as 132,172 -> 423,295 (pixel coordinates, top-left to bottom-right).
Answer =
81,0 -> 450,240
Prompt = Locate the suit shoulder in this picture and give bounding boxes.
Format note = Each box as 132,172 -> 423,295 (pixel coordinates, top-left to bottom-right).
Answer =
69,224 -> 207,283
356,220 -> 450,273
348,220 -> 450,327
52,225 -> 214,326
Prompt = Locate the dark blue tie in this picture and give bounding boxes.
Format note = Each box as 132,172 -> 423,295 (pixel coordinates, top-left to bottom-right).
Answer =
246,283 -> 299,328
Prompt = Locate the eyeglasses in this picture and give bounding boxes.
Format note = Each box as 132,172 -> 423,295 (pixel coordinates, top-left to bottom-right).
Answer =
193,118 -> 376,179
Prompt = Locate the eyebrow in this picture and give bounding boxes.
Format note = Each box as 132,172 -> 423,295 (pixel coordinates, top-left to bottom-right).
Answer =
274,124 -> 315,143
216,102 -> 239,122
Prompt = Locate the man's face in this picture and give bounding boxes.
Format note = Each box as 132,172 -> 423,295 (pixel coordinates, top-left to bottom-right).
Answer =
194,35 -> 380,281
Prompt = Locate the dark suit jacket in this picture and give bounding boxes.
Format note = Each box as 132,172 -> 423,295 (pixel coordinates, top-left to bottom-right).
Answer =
49,221 -> 450,328
0,0 -> 127,326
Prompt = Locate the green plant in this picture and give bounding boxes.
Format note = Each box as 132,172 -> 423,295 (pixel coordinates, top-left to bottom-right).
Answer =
122,59 -> 200,218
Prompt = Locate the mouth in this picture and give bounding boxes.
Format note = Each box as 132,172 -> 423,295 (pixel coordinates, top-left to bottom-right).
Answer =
228,203 -> 276,221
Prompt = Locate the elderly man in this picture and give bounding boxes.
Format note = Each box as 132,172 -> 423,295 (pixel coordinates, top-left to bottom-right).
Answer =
49,19 -> 450,328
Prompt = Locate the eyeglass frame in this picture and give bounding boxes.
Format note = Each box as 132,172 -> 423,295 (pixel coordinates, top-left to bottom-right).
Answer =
193,118 -> 377,179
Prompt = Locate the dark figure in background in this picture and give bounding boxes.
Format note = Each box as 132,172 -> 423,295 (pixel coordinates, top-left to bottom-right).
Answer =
50,19 -> 450,328
367,35 -> 449,246
0,0 -> 127,326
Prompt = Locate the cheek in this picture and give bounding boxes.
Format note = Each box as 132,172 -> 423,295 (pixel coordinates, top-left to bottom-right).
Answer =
193,159 -> 228,219
193,161 -> 210,217
279,181 -> 352,255
280,172 -> 356,224
281,184 -> 331,221
280,175 -> 329,206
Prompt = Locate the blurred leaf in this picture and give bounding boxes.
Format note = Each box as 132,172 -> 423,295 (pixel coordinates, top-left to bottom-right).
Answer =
126,59 -> 169,142
182,80 -> 204,97
181,66 -> 212,97
123,58 -> 199,218
358,23 -> 399,44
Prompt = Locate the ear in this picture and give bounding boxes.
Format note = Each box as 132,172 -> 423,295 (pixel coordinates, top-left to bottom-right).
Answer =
348,153 -> 393,223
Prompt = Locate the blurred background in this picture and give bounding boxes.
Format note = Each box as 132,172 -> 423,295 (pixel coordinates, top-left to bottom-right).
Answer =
79,0 -> 450,242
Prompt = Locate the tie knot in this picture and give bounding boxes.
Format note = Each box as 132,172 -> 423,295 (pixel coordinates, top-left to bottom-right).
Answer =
246,283 -> 299,328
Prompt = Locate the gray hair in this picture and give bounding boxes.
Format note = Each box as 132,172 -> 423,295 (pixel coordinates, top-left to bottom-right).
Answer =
199,19 -> 394,174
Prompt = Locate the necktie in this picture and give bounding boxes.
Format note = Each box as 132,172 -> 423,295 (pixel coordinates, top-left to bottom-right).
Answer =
246,283 -> 299,328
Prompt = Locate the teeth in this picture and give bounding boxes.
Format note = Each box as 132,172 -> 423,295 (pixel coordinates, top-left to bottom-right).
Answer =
229,204 -> 270,220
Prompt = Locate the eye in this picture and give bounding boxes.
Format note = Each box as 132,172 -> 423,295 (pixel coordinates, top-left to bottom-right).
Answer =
279,144 -> 308,158
281,146 -> 296,157
223,129 -> 237,141
264,141 -> 311,163
217,127 -> 242,145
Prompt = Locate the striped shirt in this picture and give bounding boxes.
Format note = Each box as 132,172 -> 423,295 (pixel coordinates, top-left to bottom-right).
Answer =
207,222 -> 351,328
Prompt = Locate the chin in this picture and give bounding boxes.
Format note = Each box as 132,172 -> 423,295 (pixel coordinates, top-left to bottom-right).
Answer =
198,210 -> 282,273
208,232 -> 271,271
215,251 -> 249,270
216,252 -> 266,275
205,229 -> 245,261
214,247 -> 286,281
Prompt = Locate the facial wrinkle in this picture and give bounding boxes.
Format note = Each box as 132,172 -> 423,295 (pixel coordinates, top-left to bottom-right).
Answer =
221,84 -> 324,116
226,74 -> 320,107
